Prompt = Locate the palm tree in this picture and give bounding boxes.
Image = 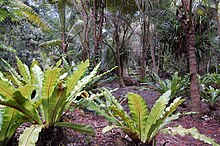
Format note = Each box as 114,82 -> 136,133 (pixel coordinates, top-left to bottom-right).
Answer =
177,0 -> 202,115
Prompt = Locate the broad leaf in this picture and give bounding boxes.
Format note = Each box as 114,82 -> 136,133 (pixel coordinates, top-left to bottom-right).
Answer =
127,92 -> 148,141
16,57 -> 31,84
42,68 -> 61,125
109,106 -> 134,129
66,60 -> 89,94
161,125 -> 220,146
31,64 -> 44,94
19,125 -> 43,146
67,62 -> 100,102
39,39 -> 62,48
48,85 -> 67,125
2,59 -> 24,85
55,122 -> 94,135
17,84 -> 36,99
0,80 -> 15,98
148,97 -> 185,141
0,85 -> 41,124
0,107 -> 25,145
81,100 -> 120,125
143,90 -> 171,143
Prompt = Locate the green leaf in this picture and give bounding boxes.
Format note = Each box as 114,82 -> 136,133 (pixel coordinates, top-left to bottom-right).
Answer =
2,59 -> 24,86
39,39 -> 62,48
0,107 -> 25,145
147,97 -> 185,142
55,122 -> 94,135
103,88 -> 124,110
127,92 -> 148,141
80,100 -> 120,125
14,0 -> 50,31
109,106 -> 134,129
17,84 -> 35,99
0,86 -> 41,124
48,87 -> 67,125
161,125 -> 220,146
66,60 -> 89,94
42,68 -> 61,125
0,79 -> 15,99
16,57 -> 31,84
67,61 -> 100,102
143,90 -> 171,143
31,64 -> 44,100
19,125 -> 43,146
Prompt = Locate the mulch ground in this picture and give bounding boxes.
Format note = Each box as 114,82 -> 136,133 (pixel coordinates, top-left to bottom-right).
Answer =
61,82 -> 220,146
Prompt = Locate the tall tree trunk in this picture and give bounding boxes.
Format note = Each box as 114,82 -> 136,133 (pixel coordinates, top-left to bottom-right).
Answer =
80,0 -> 90,61
114,26 -> 125,87
216,2 -> 220,38
186,31 -> 202,114
177,0 -> 202,116
115,43 -> 125,87
93,0 -> 105,65
149,25 -> 157,74
140,16 -> 147,78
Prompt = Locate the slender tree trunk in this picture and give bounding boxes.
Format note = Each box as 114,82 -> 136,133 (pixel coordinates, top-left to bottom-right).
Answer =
216,2 -> 220,37
140,16 -> 147,78
149,25 -> 157,74
114,28 -> 125,87
115,45 -> 125,87
186,31 -> 202,114
93,1 -> 105,65
80,0 -> 90,61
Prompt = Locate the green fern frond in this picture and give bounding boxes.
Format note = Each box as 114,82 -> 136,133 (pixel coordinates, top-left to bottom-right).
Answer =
42,68 -> 61,125
19,125 -> 43,146
16,57 -> 31,84
14,0 -> 50,31
39,39 -> 62,48
66,60 -> 89,94
143,90 -> 171,143
127,93 -> 149,141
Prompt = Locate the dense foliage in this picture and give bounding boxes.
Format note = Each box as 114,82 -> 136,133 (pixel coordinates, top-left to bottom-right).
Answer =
0,0 -> 220,145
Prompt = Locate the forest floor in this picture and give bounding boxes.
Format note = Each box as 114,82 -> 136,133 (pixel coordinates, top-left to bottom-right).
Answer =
60,82 -> 220,146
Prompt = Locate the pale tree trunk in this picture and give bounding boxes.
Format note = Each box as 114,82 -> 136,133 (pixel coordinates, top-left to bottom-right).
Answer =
114,22 -> 125,87
140,16 -> 147,78
149,24 -> 158,74
115,40 -> 125,87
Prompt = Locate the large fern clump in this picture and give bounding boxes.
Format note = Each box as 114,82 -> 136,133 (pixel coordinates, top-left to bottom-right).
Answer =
0,57 -> 101,146
81,89 -> 219,145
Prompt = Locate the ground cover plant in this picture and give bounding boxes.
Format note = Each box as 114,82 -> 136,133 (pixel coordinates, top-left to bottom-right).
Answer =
80,89 -> 219,145
200,73 -> 220,112
1,0 -> 220,145
149,72 -> 189,99
0,57 -> 101,145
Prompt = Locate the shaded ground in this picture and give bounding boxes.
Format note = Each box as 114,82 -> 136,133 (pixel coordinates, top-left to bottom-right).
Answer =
62,82 -> 220,146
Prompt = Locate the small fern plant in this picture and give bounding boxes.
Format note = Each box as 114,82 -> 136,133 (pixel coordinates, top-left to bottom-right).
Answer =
149,72 -> 189,99
0,57 -> 100,146
81,89 -> 219,145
